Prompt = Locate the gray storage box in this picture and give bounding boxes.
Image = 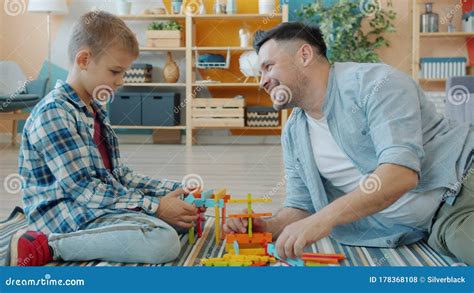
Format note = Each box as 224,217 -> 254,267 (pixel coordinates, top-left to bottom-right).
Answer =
109,92 -> 142,126
142,93 -> 181,126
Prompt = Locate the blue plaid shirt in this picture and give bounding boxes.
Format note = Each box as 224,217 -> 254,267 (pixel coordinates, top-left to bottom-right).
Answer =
18,80 -> 181,234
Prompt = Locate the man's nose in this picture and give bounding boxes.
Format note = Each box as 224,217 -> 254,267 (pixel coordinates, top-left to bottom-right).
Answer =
260,74 -> 270,92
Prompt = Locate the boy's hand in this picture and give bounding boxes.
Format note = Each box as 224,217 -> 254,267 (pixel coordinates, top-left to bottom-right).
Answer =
224,208 -> 267,234
156,188 -> 198,229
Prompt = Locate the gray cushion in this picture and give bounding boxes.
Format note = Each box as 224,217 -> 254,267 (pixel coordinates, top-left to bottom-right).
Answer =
0,94 -> 39,112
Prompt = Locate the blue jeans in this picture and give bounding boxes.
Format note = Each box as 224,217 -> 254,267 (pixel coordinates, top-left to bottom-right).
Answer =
48,212 -> 181,264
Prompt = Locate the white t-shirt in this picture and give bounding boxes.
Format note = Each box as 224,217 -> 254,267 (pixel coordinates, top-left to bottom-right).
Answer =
305,112 -> 444,230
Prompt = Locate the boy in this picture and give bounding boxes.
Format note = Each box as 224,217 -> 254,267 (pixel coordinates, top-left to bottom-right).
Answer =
8,11 -> 198,266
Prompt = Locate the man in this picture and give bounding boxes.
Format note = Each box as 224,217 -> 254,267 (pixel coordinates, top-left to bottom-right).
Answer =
224,22 -> 473,265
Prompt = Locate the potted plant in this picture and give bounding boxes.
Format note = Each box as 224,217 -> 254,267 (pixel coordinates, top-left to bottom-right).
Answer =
296,0 -> 396,63
146,21 -> 183,48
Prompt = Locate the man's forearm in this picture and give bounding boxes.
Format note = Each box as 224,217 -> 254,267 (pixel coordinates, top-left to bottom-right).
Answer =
316,163 -> 419,228
265,207 -> 311,239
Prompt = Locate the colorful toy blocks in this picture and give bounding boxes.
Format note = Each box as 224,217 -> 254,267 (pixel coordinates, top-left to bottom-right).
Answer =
226,232 -> 272,245
185,188 -> 229,245
200,254 -> 276,267
265,244 -> 305,267
265,244 -> 346,266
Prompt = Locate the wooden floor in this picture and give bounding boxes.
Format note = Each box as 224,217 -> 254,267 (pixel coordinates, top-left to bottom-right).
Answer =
0,142 -> 286,220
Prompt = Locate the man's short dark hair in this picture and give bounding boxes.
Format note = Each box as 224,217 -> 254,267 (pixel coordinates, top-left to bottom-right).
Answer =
254,22 -> 327,58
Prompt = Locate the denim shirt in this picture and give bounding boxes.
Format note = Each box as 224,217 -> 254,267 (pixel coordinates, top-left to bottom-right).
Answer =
282,62 -> 473,248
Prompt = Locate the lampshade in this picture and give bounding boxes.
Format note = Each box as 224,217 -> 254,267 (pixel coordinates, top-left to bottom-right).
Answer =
28,0 -> 69,14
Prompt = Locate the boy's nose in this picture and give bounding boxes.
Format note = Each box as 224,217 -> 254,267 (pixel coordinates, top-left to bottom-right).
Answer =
115,74 -> 124,87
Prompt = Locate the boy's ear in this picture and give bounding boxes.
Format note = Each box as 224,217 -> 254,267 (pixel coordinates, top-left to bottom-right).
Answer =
75,49 -> 92,70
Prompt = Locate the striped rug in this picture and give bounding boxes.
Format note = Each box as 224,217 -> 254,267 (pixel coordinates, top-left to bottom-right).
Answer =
0,207 -> 464,267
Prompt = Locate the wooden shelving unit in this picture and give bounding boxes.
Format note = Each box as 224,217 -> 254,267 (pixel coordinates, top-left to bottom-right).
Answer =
119,5 -> 289,146
120,14 -> 185,20
123,83 -> 186,87
191,13 -> 282,20
412,0 -> 474,86
192,46 -> 255,51
112,125 -> 186,130
193,126 -> 281,130
140,47 -> 186,51
420,32 -> 474,37
191,82 -> 261,87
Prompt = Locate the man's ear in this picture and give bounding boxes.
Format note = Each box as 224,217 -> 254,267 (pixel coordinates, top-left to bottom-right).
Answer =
298,44 -> 314,67
75,49 -> 92,71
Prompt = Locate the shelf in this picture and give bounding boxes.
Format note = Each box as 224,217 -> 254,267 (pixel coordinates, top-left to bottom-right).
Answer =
123,83 -> 186,87
192,83 -> 261,87
192,47 -> 254,51
420,32 -> 474,38
120,13 -> 282,21
140,47 -> 186,51
112,125 -> 186,130
119,15 -> 185,20
192,13 -> 282,20
419,78 -> 447,82
193,126 -> 281,130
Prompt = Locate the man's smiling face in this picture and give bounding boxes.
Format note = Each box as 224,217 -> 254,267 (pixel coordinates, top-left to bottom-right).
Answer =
258,39 -> 304,111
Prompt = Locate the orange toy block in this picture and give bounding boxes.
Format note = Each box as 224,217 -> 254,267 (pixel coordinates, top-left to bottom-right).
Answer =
301,256 -> 339,264
226,232 -> 272,245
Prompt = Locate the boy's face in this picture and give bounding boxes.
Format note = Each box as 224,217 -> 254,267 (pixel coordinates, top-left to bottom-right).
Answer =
80,45 -> 135,102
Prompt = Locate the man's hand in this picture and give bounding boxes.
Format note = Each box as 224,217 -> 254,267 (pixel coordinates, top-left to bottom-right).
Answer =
224,209 -> 267,234
275,213 -> 334,259
156,188 -> 198,229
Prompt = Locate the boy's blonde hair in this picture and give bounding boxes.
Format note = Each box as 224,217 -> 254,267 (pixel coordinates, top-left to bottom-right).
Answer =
68,10 -> 139,64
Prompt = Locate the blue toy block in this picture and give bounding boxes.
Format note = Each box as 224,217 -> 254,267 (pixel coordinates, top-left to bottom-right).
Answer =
184,194 -> 195,204
233,240 -> 240,255
266,244 -> 304,267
